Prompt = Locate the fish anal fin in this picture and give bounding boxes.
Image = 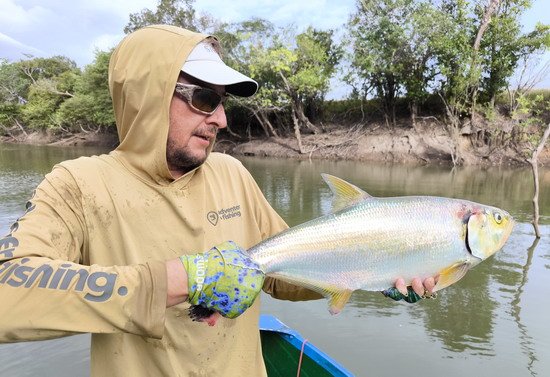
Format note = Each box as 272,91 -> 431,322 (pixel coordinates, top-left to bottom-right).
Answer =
267,272 -> 354,315
433,262 -> 471,292
325,288 -> 353,315
321,173 -> 372,212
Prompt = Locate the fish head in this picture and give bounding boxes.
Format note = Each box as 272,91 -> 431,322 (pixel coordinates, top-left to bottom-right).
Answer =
467,206 -> 515,263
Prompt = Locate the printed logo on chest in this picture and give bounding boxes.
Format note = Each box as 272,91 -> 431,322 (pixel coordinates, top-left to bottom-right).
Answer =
207,204 -> 242,226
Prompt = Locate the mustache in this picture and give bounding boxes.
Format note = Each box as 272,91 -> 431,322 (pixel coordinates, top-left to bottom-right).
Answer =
194,126 -> 218,136
193,127 -> 219,140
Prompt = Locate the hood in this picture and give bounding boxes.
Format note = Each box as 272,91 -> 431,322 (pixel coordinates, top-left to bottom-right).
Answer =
108,25 -> 207,184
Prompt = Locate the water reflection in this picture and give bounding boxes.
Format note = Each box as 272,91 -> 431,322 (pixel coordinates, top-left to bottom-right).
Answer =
420,265 -> 497,354
511,237 -> 539,376
242,156 -> 550,376
346,262 -> 499,355
0,143 -> 104,173
0,143 -> 110,231
240,157 -> 550,225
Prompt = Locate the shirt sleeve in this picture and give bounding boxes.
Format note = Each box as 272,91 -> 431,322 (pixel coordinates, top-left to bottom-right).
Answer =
0,166 -> 167,342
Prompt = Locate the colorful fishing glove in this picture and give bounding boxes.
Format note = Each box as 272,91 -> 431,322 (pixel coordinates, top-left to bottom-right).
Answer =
179,241 -> 265,319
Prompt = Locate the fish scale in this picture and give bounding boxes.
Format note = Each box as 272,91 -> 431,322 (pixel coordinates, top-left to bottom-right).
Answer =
247,174 -> 515,314
251,197 -> 463,289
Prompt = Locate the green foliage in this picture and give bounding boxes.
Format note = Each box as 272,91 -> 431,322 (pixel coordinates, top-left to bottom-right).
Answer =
403,2 -> 438,104
427,0 -> 476,112
219,19 -> 288,109
56,50 -> 115,131
478,1 -> 550,105
514,90 -> 550,121
0,59 -> 27,104
0,56 -> 78,106
0,50 -> 116,132
293,28 -> 341,96
15,55 -> 78,81
1,0 -> 548,140
345,0 -> 549,127
124,0 -> 216,33
13,56 -> 80,130
512,89 -> 550,154
347,0 -> 434,124
217,19 -> 341,134
0,103 -> 19,127
20,79 -> 65,130
56,95 -> 98,131
257,27 -> 341,111
348,0 -> 404,97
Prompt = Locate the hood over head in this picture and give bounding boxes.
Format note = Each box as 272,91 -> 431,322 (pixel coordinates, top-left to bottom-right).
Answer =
108,25 -> 257,184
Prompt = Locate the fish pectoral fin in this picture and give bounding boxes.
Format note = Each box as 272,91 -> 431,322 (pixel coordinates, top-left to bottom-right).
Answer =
321,174 -> 372,212
433,262 -> 471,292
324,288 -> 353,315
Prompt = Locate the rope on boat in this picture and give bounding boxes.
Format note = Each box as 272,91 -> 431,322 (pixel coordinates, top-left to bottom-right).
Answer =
296,338 -> 308,377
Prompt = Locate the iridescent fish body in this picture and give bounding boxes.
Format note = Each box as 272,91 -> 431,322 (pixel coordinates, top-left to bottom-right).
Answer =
249,174 -> 515,315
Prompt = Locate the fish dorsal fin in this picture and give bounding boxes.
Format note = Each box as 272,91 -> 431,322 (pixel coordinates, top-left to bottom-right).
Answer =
321,173 -> 372,212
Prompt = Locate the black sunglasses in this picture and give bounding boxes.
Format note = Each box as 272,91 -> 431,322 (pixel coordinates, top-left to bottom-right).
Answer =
174,83 -> 227,115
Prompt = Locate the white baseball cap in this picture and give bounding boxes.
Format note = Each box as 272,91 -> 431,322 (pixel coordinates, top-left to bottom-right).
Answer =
181,42 -> 258,97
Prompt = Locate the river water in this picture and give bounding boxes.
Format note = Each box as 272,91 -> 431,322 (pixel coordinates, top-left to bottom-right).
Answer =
0,143 -> 549,377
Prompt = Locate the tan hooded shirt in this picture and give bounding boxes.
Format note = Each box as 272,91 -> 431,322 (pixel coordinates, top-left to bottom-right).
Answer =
0,25 -> 317,376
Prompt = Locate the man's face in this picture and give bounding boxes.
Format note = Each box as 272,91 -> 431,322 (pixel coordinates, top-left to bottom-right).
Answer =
166,75 -> 227,178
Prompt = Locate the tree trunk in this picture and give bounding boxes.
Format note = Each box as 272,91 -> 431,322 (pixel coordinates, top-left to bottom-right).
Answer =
0,124 -> 21,142
295,98 -> 320,134
252,110 -> 278,138
260,112 -> 279,138
14,119 -> 28,136
489,95 -> 496,110
291,109 -> 305,154
473,0 -> 500,51
277,71 -> 320,135
470,0 -> 501,123
439,93 -> 463,166
410,102 -> 418,131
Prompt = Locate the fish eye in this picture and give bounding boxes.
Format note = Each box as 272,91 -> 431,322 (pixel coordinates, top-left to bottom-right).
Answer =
493,212 -> 503,224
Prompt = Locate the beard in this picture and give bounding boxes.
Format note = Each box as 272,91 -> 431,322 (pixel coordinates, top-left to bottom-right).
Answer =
166,139 -> 209,175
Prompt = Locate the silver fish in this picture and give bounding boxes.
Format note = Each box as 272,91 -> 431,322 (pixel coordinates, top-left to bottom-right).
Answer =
250,174 -> 515,314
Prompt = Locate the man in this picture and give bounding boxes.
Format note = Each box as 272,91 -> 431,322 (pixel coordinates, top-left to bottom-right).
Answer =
0,25 -> 433,376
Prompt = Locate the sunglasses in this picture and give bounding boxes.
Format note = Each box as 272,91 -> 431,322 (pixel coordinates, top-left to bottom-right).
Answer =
174,83 -> 227,115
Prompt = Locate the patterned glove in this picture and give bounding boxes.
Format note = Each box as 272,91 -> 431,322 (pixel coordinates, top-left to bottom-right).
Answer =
179,241 -> 265,319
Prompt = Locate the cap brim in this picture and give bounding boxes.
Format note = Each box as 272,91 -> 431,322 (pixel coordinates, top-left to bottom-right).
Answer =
182,61 -> 258,97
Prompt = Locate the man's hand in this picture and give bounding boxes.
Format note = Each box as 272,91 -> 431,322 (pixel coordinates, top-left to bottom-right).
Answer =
382,277 -> 438,303
179,241 -> 265,321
